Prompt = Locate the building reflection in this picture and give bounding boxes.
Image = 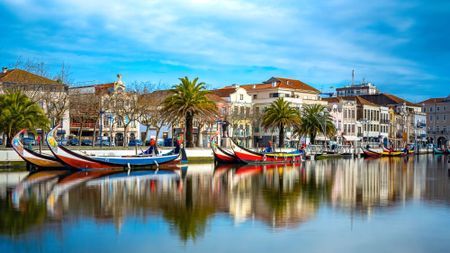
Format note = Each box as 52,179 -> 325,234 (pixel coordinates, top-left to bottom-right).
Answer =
1,155 -> 449,239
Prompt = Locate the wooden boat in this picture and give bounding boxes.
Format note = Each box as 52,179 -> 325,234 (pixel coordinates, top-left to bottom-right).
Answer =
11,129 -> 64,169
363,148 -> 382,158
212,144 -> 241,163
46,125 -> 184,170
230,139 -> 302,164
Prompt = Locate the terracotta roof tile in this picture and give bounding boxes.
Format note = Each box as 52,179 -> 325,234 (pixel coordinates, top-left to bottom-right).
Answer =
223,77 -> 320,93
211,87 -> 236,97
419,97 -> 449,104
0,69 -> 61,85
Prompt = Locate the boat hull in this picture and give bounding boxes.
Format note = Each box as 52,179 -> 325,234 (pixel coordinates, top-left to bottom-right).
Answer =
230,139 -> 301,164
212,145 -> 241,163
12,129 -> 64,169
46,125 -> 181,169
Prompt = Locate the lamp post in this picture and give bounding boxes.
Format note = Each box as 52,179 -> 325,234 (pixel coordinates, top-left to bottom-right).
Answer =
99,110 -> 104,148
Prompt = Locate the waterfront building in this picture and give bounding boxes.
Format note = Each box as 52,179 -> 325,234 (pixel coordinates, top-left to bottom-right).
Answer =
211,85 -> 253,147
221,77 -> 326,146
360,93 -> 424,146
69,74 -> 140,146
322,97 -> 359,144
336,82 -> 379,97
420,95 -> 450,146
0,67 -> 70,138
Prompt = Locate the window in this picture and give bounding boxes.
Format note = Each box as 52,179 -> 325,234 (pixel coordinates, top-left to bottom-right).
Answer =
240,94 -> 244,100
437,107 -> 440,111
253,94 -> 257,99
430,115 -> 433,121
423,107 -> 426,112
269,93 -> 279,98
430,107 -> 433,112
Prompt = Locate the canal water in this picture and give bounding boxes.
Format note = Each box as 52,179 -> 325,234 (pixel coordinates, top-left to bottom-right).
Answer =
0,155 -> 449,253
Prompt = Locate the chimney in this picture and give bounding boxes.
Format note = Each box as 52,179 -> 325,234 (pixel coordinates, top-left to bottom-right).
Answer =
2,67 -> 8,73
253,84 -> 256,89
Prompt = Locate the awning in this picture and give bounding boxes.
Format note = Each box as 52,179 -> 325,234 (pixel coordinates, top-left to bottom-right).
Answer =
343,135 -> 361,141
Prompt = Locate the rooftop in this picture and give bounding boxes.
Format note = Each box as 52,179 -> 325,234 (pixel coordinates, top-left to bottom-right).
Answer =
0,68 -> 62,85
223,77 -> 319,93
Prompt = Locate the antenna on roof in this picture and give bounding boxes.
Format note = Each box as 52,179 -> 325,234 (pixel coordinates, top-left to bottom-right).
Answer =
351,69 -> 355,86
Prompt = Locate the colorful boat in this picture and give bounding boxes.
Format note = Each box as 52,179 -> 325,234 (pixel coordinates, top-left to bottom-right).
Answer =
46,125 -> 184,170
363,148 -> 382,158
11,129 -> 65,169
212,144 -> 241,163
230,139 -> 302,164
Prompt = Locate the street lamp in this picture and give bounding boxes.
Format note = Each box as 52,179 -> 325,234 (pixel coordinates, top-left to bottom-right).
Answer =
99,110 -> 104,147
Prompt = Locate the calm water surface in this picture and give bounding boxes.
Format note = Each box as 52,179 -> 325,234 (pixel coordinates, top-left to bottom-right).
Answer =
1,155 -> 449,253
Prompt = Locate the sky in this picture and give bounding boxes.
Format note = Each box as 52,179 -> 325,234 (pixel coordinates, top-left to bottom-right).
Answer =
0,0 -> 449,102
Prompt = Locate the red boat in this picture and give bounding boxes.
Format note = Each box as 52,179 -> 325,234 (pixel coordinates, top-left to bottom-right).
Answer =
363,148 -> 382,158
211,144 -> 241,163
230,139 -> 302,164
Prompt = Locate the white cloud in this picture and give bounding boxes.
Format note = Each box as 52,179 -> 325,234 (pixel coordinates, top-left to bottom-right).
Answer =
1,0 -> 435,91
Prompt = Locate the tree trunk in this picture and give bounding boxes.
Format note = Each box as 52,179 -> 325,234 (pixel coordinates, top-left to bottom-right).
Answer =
185,112 -> 194,148
6,135 -> 12,148
123,125 -> 128,147
78,123 -> 84,143
311,133 -> 316,144
92,124 -> 97,147
279,124 -> 284,148
144,125 -> 150,142
155,126 -> 161,147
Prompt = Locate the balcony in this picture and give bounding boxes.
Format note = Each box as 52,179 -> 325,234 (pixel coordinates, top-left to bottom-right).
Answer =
70,122 -> 97,128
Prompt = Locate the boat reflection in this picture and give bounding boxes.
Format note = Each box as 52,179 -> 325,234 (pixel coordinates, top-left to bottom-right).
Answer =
1,155 -> 449,240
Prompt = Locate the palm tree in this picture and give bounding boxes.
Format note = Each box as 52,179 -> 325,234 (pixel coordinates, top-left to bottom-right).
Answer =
162,77 -> 217,148
294,104 -> 336,144
0,91 -> 50,147
261,98 -> 300,148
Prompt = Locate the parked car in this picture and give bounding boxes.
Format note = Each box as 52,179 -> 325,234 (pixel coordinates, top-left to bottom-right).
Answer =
81,139 -> 93,146
95,140 -> 111,146
22,137 -> 36,146
128,139 -> 143,146
69,138 -> 80,146
58,138 -> 69,146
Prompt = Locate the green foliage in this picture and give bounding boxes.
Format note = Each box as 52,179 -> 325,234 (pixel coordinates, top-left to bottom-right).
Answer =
261,98 -> 300,147
162,77 -> 217,147
0,91 -> 50,146
294,104 -> 336,143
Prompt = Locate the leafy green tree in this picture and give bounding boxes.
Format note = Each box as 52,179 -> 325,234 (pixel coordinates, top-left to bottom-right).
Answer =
0,91 -> 50,147
162,77 -> 217,147
261,98 -> 300,147
294,104 -> 336,144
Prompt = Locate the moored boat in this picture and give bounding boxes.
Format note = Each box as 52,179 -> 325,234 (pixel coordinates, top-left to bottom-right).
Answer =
11,129 -> 65,170
212,144 -> 241,163
363,148 -> 382,158
230,139 -> 302,164
46,125 -> 184,170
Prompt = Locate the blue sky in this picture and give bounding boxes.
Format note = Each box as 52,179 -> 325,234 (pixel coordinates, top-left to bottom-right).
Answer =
0,0 -> 449,102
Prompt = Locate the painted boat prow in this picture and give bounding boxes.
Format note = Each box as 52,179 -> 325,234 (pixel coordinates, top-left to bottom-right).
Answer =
12,129 -> 64,168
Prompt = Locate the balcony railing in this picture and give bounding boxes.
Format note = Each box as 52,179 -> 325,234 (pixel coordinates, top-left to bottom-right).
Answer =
70,122 -> 97,128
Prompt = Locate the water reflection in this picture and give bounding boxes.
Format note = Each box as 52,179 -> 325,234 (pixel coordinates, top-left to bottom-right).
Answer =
0,155 -> 449,243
